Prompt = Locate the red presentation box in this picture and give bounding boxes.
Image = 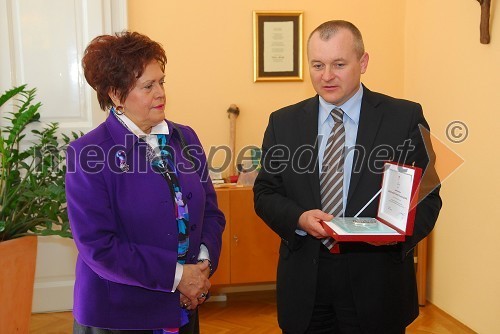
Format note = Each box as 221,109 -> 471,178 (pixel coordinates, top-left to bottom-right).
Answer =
321,161 -> 422,243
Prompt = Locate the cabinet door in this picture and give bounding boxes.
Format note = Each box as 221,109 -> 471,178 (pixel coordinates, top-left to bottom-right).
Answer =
210,189 -> 231,285
229,188 -> 280,284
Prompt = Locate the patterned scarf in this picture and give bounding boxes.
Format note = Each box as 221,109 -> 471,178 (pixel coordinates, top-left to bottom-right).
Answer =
150,134 -> 190,333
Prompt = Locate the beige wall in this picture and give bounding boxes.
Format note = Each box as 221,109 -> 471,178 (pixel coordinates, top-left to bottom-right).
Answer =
405,1 -> 500,333
129,0 -> 500,332
128,0 -> 405,170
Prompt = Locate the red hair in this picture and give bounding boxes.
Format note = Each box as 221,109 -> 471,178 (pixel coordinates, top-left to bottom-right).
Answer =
82,31 -> 167,110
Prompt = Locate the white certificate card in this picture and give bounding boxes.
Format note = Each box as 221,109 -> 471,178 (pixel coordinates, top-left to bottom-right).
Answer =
378,165 -> 415,232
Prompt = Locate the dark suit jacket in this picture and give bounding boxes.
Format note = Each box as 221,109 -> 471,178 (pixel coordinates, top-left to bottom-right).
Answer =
66,114 -> 225,329
253,86 -> 442,333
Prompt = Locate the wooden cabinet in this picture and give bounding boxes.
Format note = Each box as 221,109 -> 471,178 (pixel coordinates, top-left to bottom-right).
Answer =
210,187 -> 280,286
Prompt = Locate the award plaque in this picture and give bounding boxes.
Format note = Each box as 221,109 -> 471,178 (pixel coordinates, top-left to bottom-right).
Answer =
320,161 -> 422,242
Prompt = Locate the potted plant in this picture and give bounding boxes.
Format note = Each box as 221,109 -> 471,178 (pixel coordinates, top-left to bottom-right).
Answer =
0,85 -> 79,332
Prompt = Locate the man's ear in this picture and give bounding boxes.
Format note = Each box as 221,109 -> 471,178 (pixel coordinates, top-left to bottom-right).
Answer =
360,52 -> 369,74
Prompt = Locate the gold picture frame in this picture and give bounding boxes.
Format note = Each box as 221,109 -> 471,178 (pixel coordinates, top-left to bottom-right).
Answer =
253,11 -> 303,82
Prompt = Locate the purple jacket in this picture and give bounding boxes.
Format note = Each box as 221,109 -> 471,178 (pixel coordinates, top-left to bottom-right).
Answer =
65,114 -> 225,329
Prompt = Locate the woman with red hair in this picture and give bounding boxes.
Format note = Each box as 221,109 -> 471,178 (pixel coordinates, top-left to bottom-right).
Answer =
66,31 -> 225,334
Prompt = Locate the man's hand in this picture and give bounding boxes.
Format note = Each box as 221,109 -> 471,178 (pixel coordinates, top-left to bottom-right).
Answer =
297,209 -> 333,239
177,261 -> 211,310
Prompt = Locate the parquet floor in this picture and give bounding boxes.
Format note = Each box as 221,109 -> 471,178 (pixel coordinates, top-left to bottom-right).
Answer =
30,290 -> 476,334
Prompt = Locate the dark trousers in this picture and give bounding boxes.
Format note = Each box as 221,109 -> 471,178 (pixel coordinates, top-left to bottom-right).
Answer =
290,248 -> 405,334
73,311 -> 199,334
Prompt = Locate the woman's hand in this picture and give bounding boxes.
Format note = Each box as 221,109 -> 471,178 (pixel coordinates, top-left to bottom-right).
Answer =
177,261 -> 211,310
199,259 -> 211,279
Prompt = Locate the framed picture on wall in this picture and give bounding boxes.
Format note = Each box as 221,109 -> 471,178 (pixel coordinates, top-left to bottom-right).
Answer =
253,11 -> 303,82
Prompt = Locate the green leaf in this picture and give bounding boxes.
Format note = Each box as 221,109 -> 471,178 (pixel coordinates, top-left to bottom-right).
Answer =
1,85 -> 81,241
0,85 -> 26,108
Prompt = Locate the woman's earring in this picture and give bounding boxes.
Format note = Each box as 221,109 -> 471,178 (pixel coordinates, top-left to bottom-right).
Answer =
115,106 -> 124,115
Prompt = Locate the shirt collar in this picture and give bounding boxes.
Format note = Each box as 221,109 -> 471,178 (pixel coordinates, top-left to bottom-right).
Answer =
318,83 -> 363,125
115,112 -> 169,137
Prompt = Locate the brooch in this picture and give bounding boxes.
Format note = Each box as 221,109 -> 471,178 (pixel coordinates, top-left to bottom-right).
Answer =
115,150 -> 129,172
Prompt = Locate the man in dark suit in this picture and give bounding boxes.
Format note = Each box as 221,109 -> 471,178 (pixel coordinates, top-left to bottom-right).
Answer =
253,20 -> 441,334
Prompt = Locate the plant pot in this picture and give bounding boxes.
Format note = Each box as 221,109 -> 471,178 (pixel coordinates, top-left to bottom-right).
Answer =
0,236 -> 38,333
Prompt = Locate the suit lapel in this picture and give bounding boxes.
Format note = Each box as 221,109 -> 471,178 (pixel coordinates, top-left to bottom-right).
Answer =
347,87 -> 383,204
299,96 -> 322,208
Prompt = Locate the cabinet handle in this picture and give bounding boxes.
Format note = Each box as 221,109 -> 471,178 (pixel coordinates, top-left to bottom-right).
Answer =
233,234 -> 239,246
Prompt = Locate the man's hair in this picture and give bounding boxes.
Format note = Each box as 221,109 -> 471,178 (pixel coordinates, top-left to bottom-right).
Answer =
308,20 -> 365,58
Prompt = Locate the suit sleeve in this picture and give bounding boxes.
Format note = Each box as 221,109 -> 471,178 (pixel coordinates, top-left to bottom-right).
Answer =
401,104 -> 442,258
253,113 -> 306,249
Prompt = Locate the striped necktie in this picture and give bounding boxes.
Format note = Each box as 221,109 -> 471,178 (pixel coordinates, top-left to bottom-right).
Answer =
320,108 -> 345,253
